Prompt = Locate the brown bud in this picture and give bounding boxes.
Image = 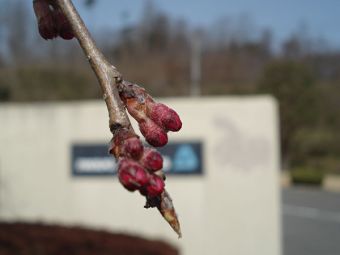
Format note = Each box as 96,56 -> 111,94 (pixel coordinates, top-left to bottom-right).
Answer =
54,9 -> 74,40
33,0 -> 57,40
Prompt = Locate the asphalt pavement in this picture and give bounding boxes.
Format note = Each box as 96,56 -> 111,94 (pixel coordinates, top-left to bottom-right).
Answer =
283,187 -> 340,255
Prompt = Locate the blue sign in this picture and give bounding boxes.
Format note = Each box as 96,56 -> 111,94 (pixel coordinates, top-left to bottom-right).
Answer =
157,142 -> 203,175
72,141 -> 203,176
72,144 -> 117,176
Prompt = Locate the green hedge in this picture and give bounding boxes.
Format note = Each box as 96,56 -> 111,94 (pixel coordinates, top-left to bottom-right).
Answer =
290,167 -> 324,186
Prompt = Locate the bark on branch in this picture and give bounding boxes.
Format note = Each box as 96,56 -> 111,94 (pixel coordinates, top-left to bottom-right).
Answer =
55,0 -> 131,131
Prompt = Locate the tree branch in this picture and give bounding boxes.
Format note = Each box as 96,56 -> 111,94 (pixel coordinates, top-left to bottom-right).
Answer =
55,0 -> 131,131
50,0 -> 181,237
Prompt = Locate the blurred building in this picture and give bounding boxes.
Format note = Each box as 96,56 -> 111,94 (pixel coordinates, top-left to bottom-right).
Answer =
0,96 -> 281,255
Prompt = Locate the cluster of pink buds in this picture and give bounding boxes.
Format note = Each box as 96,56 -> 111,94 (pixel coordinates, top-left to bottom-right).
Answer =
118,81 -> 182,147
108,81 -> 182,199
109,128 -> 166,198
33,0 -> 74,40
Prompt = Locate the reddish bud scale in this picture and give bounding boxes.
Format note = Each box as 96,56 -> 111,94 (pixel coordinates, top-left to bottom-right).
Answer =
126,98 -> 147,122
139,119 -> 168,147
119,82 -> 153,105
148,103 -> 182,132
140,148 -> 163,172
109,128 -> 136,157
118,159 -> 149,192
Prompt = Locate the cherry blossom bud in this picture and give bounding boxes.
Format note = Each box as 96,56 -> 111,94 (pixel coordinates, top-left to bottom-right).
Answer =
148,103 -> 182,132
146,175 -> 165,197
140,148 -> 163,172
118,159 -> 148,191
122,137 -> 143,159
139,119 -> 168,147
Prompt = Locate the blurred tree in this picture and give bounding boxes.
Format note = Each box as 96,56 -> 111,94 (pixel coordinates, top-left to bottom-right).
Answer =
258,61 -> 317,167
84,0 -> 96,7
1,0 -> 340,174
5,0 -> 31,64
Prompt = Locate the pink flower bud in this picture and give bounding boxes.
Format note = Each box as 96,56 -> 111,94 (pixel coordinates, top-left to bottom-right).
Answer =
148,103 -> 182,132
140,148 -> 163,172
146,175 -> 165,197
122,137 -> 143,159
139,119 -> 168,147
33,0 -> 57,40
118,159 -> 148,191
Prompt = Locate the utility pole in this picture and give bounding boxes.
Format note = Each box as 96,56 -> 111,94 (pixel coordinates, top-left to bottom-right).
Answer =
190,31 -> 202,97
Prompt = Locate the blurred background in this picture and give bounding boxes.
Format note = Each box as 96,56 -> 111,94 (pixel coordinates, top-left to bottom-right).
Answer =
1,0 -> 340,254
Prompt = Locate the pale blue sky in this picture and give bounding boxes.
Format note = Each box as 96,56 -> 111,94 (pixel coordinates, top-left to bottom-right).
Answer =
69,0 -> 340,47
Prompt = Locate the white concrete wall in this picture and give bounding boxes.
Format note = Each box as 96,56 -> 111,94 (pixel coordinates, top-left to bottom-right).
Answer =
0,96 -> 281,255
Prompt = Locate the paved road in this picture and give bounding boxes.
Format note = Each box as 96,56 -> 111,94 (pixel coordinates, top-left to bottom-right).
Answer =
283,187 -> 340,255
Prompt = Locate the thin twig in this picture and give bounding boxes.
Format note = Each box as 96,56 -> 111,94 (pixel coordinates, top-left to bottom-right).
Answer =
55,0 -> 131,131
